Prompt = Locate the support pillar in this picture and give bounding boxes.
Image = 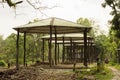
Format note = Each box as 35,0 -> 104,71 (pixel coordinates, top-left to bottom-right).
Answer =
83,29 -> 87,67
57,44 -> 60,63
90,39 -> 93,63
54,26 -> 57,65
70,38 -> 72,62
87,38 -> 90,64
49,26 -> 52,67
23,32 -> 26,67
16,29 -> 19,70
62,37 -> 65,63
42,38 -> 45,62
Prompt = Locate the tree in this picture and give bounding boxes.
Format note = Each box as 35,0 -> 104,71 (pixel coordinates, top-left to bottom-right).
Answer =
77,17 -> 94,27
102,0 -> 120,38
77,17 -> 114,71
1,0 -> 23,7
0,0 -> 57,16
0,35 -> 4,54
4,33 -> 17,66
77,17 -> 100,38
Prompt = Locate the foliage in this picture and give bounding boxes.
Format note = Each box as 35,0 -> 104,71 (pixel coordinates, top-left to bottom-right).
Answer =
4,33 -> 17,64
76,67 -> 113,80
102,0 -> 120,64
77,17 -> 100,38
95,32 -> 118,63
77,18 -> 93,26
94,68 -> 113,80
0,35 -> 4,54
0,32 -> 50,67
0,60 -> 7,67
109,62 -> 120,70
102,0 -> 120,38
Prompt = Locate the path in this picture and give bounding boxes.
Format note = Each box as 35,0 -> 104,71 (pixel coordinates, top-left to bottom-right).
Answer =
109,67 -> 120,80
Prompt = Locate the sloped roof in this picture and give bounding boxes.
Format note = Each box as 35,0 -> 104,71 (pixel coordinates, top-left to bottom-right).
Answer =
13,17 -> 92,34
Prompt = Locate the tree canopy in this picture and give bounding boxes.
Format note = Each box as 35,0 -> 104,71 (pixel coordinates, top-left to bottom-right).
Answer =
102,0 -> 120,38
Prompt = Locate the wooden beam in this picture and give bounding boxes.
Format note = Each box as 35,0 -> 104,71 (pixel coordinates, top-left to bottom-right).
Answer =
81,46 -> 84,63
49,25 -> 52,67
70,38 -> 73,62
62,37 -> 65,63
48,40 -> 49,62
83,29 -> 88,67
49,18 -> 54,67
23,32 -> 26,67
73,43 -> 76,61
42,38 -> 45,62
16,29 -> 19,70
66,46 -> 69,62
54,26 -> 57,65
57,44 -> 59,63
87,38 -> 90,64
90,39 -> 93,63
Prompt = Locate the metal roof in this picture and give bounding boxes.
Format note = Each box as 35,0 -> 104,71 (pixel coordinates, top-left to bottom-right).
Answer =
13,17 -> 92,34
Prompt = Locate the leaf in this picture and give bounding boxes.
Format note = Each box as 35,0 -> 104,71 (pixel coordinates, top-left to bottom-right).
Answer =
101,3 -> 106,8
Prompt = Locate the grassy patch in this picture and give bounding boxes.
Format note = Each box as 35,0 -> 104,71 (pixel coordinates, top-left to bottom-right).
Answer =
94,67 -> 113,80
108,62 -> 120,70
112,64 -> 120,70
75,66 -> 113,80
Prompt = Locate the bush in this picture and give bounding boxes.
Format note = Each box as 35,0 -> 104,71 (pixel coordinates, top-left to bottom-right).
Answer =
0,60 -> 7,67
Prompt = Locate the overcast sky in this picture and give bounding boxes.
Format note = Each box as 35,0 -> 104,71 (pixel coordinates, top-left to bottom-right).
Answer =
0,0 -> 112,39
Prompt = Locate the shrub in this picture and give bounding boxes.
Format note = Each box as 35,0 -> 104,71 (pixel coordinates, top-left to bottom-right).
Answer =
0,60 -> 7,67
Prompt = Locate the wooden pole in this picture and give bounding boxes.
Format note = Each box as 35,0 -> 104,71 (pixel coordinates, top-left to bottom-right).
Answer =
54,26 -> 57,65
62,37 -> 65,63
42,38 -> 45,62
90,39 -> 93,63
48,39 -> 49,62
87,38 -> 90,64
23,32 -> 26,67
81,46 -> 83,63
70,38 -> 72,62
49,25 -> 52,67
57,44 -> 59,63
73,43 -> 76,61
66,46 -> 69,62
16,29 -> 19,70
83,29 -> 87,67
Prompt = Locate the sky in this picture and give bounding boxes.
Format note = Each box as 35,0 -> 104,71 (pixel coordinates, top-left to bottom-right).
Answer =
0,0 -> 112,39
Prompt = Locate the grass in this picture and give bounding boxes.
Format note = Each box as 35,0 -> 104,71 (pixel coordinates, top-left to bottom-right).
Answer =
107,62 -> 120,70
112,64 -> 120,70
75,66 -> 114,80
94,67 -> 114,80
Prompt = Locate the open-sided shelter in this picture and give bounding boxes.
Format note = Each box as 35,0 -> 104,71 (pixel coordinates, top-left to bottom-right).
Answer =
41,33 -> 95,64
13,17 -> 92,69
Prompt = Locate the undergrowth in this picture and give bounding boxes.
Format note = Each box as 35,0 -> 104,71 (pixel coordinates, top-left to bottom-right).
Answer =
75,66 -> 113,80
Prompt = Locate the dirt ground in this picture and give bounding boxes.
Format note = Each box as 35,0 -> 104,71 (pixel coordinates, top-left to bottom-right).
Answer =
109,67 -> 120,80
0,64 -> 78,80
